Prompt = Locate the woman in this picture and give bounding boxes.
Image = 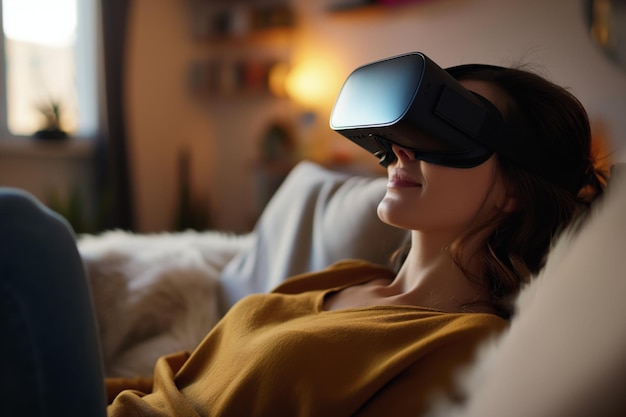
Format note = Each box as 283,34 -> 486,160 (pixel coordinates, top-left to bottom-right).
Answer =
1,61 -> 606,417
104,64 -> 605,416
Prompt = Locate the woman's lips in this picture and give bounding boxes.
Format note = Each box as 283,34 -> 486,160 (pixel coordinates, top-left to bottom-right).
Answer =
388,171 -> 422,188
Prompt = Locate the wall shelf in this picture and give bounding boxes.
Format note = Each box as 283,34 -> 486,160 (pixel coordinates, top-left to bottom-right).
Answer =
328,0 -> 431,14
188,1 -> 294,41
187,0 -> 295,100
327,0 -> 378,12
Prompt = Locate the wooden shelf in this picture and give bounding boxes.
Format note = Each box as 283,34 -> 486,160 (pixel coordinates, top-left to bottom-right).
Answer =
196,26 -> 294,46
187,0 -> 295,100
328,0 -> 430,14
327,0 -> 378,13
189,1 -> 295,42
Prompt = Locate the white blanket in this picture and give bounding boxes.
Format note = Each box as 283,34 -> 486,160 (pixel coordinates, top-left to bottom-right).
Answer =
79,230 -> 251,377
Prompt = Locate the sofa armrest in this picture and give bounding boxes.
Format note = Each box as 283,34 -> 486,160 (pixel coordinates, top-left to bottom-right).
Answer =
218,161 -> 409,312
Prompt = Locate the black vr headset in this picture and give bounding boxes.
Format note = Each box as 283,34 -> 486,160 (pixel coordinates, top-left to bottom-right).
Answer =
329,52 -> 570,191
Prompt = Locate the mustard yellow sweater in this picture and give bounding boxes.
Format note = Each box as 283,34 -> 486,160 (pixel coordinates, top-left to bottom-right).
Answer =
107,260 -> 507,417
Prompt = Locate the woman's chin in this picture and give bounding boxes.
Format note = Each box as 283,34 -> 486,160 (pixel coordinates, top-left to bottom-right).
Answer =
377,197 -> 412,229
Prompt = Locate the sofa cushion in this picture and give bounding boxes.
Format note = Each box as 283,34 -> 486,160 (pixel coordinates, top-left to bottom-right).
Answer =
218,161 -> 409,312
426,163 -> 626,417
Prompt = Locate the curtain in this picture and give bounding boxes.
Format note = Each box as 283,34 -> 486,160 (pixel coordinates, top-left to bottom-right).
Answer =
94,0 -> 134,231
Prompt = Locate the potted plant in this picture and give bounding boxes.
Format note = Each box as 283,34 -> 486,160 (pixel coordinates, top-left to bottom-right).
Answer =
34,99 -> 68,140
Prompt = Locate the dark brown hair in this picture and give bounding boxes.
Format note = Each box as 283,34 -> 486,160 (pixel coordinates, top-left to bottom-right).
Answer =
394,65 -> 608,319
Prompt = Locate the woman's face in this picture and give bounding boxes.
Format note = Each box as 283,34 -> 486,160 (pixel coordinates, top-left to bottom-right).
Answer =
377,79 -> 511,236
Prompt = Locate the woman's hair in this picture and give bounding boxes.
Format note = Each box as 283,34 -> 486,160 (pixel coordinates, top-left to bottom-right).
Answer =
393,65 -> 608,319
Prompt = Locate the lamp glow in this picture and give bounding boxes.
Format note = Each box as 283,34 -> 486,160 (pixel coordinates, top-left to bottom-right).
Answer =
284,61 -> 337,108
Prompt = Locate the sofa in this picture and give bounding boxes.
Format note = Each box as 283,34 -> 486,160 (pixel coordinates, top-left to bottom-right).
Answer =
79,160 -> 626,416
79,161 -> 409,377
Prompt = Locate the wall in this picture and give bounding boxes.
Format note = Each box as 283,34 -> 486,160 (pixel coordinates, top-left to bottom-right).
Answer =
127,0 -> 297,232
127,0 -> 216,232
126,0 -> 626,233
289,0 -> 626,159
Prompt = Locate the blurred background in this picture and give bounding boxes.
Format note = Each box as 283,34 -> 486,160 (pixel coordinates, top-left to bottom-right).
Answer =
0,0 -> 624,234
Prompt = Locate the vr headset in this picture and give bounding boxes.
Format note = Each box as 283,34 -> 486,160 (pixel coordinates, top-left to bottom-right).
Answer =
329,52 -> 536,172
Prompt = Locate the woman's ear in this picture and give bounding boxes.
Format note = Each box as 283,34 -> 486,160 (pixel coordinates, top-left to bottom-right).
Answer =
493,175 -> 518,213
499,196 -> 518,213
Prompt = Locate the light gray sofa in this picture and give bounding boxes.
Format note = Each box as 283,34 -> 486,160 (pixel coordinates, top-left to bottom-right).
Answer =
79,160 -> 626,416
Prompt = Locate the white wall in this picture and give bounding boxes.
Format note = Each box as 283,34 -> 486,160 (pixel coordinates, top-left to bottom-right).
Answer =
290,0 -> 626,159
126,0 -> 626,232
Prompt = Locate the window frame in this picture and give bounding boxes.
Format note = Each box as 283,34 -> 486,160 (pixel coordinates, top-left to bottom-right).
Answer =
0,0 -> 100,143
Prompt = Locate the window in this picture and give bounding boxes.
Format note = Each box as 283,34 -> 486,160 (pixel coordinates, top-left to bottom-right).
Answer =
0,0 -> 98,139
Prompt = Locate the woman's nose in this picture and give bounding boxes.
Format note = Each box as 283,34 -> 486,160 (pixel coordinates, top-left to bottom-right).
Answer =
391,144 -> 416,162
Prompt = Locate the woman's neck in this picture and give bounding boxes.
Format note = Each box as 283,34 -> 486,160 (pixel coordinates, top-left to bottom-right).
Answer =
388,231 -> 492,313
324,231 -> 495,314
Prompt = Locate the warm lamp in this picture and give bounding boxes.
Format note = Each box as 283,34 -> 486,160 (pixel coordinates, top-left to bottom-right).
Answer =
281,61 -> 340,109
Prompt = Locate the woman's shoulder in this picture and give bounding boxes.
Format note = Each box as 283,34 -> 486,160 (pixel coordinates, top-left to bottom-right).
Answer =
271,260 -> 395,295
